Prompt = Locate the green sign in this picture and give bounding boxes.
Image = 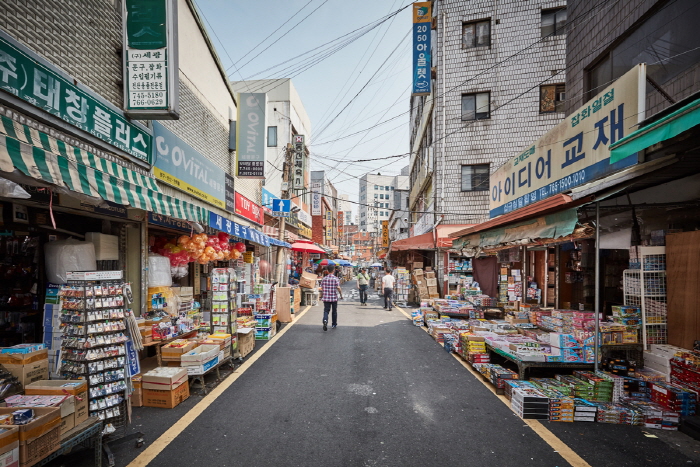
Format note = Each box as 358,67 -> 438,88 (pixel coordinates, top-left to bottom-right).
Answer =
125,0 -> 168,49
0,34 -> 152,164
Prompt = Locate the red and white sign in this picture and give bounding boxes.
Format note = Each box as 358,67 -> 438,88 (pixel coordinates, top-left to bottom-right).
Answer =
235,192 -> 264,225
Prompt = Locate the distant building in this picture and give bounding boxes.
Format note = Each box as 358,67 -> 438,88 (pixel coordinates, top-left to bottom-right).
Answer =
358,167 -> 409,233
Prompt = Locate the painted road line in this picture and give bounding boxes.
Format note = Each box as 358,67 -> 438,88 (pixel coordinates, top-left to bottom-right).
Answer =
127,305 -> 313,467
393,305 -> 591,467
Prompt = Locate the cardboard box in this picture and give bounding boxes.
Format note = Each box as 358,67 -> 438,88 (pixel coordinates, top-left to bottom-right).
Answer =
142,381 -> 190,409
180,345 -> 220,366
185,351 -> 223,375
412,262 -> 423,269
0,407 -> 60,467
142,368 -> 188,390
23,380 -> 88,425
131,388 -> 143,407
161,340 -> 197,361
59,414 -> 75,435
0,350 -> 49,388
426,278 -> 437,287
238,329 -> 255,358
0,442 -> 18,467
299,272 -> 318,289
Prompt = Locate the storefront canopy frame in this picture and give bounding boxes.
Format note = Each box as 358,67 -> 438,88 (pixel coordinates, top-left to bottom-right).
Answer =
610,95 -> 700,163
390,224 -> 474,251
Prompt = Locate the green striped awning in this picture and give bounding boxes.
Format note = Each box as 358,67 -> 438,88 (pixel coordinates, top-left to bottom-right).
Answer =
0,118 -> 206,223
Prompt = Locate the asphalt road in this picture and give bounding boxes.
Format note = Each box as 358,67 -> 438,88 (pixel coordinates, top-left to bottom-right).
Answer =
48,283 -> 700,466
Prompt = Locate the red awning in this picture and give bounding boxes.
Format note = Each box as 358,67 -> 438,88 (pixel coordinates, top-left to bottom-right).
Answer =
391,225 -> 474,251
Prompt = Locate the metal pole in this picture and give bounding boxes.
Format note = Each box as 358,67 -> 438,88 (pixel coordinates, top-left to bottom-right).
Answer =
275,144 -> 292,285
594,201 -> 601,372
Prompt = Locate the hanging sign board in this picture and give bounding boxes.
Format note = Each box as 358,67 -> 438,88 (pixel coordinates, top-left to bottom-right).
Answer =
122,0 -> 180,119
488,65 -> 646,218
236,93 -> 267,178
382,220 -> 389,248
411,2 -> 432,96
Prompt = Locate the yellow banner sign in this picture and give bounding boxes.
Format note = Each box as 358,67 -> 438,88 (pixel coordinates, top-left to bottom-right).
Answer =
382,220 -> 389,248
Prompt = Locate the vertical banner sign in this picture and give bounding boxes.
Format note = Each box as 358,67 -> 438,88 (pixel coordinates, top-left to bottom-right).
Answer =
382,220 -> 389,247
236,93 -> 267,178
0,33 -> 152,163
292,135 -> 305,192
311,182 -> 322,215
412,2 -> 432,96
123,0 -> 179,118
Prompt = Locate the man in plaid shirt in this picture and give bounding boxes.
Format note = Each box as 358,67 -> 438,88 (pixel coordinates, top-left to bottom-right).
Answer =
320,265 -> 343,331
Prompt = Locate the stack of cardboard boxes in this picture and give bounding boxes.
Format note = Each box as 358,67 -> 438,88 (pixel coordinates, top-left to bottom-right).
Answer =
412,263 -> 440,301
0,346 -> 49,390
142,368 -> 190,409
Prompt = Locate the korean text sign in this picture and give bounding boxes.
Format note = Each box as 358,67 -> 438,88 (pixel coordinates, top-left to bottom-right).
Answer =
208,211 -> 270,247
311,182 -> 322,216
153,121 -> 226,209
382,220 -> 389,247
0,33 -> 152,163
236,93 -> 267,178
488,65 -> 646,218
235,191 -> 264,225
412,2 -> 431,96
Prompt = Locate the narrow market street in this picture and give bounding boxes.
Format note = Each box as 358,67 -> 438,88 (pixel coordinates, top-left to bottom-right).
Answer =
48,284 -> 698,467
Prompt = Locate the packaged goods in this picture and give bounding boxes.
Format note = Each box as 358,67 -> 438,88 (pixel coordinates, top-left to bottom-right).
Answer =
12,409 -> 34,425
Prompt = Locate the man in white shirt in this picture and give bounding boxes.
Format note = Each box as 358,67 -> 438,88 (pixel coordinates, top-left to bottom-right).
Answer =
381,269 -> 395,310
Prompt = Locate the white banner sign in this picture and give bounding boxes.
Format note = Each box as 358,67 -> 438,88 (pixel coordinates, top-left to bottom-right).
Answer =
311,182 -> 322,216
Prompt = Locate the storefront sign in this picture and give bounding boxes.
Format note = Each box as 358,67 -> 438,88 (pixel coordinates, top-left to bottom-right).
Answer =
225,174 -> 235,212
0,33 -> 152,164
311,182 -> 322,215
79,201 -> 129,219
299,225 -> 312,238
208,211 -> 270,247
243,251 -> 254,263
235,93 -> 267,178
235,192 -> 264,225
297,207 -> 312,227
413,210 -> 434,236
411,2 -> 432,96
66,270 -> 123,280
148,212 -> 192,232
489,65 -> 646,218
152,122 -> 227,210
122,0 -> 179,118
382,220 -> 389,247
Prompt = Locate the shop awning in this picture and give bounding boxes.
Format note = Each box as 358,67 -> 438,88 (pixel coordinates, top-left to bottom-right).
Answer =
452,209 -> 579,250
391,225 -> 474,251
269,238 -> 291,248
610,96 -> 700,164
209,211 -> 271,247
0,117 -> 207,222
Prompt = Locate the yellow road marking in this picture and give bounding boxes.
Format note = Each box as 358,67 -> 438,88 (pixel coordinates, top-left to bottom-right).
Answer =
394,305 -> 591,467
127,306 -> 312,467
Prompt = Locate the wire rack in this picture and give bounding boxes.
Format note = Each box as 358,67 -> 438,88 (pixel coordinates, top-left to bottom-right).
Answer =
623,267 -> 668,349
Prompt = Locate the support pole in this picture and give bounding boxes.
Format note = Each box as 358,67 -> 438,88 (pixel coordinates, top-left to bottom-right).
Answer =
594,201 -> 601,372
275,144 -> 293,285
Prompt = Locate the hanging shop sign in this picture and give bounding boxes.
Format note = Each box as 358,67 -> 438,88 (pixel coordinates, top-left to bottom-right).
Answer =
0,32 -> 152,164
261,187 -> 277,212
291,135 -> 305,192
208,211 -> 270,247
489,65 -> 646,218
412,209 -> 434,236
235,93 -> 267,178
411,2 -> 432,96
225,174 -> 235,212
297,208 -> 312,227
311,182 -> 322,215
235,192 -> 264,225
122,0 -> 179,119
153,121 -> 229,210
299,225 -> 313,238
382,220 -> 389,248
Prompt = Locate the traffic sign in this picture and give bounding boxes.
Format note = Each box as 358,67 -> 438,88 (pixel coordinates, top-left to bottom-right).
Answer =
271,198 -> 291,217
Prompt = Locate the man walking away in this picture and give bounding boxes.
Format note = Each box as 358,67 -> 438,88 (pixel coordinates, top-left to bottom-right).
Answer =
319,265 -> 343,330
382,269 -> 395,310
356,268 -> 370,306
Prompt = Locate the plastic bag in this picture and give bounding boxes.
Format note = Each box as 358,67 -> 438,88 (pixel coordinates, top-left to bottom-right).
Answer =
148,255 -> 172,287
44,239 -> 97,284
0,179 -> 30,199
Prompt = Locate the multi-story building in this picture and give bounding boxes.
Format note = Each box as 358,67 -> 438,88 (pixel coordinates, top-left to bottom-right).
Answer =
230,78 -> 313,241
310,171 -> 339,251
407,0 -> 567,283
358,167 -> 409,233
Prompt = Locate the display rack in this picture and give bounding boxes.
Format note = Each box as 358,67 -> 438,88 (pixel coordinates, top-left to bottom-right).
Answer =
211,268 -> 238,357
58,271 -> 129,434
623,246 -> 668,349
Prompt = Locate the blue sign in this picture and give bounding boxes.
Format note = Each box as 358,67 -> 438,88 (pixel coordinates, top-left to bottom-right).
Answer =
411,3 -> 432,96
271,198 -> 291,217
209,211 -> 271,247
148,212 -> 192,233
153,121 -> 227,209
261,187 -> 277,210
126,339 -> 141,378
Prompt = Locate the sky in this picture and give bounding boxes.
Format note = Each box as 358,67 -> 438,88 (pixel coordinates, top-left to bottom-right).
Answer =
194,0 -> 415,219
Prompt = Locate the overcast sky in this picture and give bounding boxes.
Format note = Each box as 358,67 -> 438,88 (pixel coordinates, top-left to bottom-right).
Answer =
195,0 -> 414,217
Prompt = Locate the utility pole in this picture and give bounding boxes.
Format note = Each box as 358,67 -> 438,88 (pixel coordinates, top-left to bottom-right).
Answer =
275,143 -> 293,285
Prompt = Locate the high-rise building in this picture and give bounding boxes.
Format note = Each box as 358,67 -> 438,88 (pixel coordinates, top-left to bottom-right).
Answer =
358,168 -> 409,233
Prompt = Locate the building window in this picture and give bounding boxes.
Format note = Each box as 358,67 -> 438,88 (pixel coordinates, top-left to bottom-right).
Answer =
540,84 -> 566,113
463,20 -> 490,49
267,126 -> 277,147
374,185 -> 378,190
461,92 -> 490,121
541,8 -> 567,37
385,186 -> 389,190
374,194 -> 378,199
461,165 -> 490,191
391,186 -> 394,190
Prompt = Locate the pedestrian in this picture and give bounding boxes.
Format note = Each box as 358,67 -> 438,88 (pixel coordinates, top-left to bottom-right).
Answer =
382,269 -> 395,310
370,270 -> 376,289
319,265 -> 343,331
356,268 -> 370,306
